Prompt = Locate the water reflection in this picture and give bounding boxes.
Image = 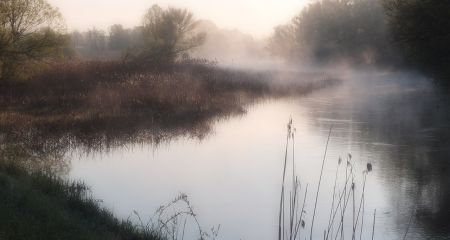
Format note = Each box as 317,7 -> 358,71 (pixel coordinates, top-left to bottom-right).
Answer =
0,105 -> 243,175
0,130 -> 70,175
300,72 -> 450,239
1,71 -> 450,239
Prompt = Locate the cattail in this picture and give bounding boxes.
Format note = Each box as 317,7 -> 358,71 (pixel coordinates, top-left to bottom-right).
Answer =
367,163 -> 373,172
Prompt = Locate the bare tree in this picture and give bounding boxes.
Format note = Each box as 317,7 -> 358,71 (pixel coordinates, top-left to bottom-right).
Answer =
0,0 -> 66,80
134,4 -> 206,65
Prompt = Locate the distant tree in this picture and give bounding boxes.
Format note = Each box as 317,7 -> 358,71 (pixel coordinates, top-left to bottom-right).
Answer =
70,27 -> 135,59
85,28 -> 107,53
129,26 -> 145,49
384,0 -> 450,83
108,24 -> 130,51
70,31 -> 84,48
268,24 -> 297,60
270,0 -> 396,66
0,0 -> 67,80
134,5 -> 206,65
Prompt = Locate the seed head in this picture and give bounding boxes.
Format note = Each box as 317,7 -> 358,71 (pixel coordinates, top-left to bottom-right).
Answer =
367,163 -> 373,172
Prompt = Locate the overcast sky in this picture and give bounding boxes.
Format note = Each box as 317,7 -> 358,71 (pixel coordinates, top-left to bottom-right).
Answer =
47,0 -> 308,38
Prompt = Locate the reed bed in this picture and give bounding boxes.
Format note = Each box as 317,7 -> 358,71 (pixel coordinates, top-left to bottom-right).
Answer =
0,60 -> 340,134
0,59 -> 340,160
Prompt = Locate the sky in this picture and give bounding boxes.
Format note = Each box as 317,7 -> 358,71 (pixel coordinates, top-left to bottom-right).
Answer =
47,0 -> 308,38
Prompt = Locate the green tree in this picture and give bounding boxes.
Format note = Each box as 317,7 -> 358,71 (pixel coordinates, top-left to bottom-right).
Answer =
384,0 -> 450,83
134,5 -> 206,66
270,0 -> 395,66
0,0 -> 67,80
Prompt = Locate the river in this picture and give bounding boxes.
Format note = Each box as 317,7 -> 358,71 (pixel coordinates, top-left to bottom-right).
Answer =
25,71 -> 450,240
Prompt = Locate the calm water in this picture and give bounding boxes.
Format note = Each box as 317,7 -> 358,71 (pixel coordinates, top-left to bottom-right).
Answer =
8,71 -> 450,240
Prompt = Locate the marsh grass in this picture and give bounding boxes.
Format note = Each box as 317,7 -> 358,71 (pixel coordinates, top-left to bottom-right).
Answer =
0,164 -> 162,240
0,60 -> 340,135
278,119 -> 376,240
0,59 -> 340,164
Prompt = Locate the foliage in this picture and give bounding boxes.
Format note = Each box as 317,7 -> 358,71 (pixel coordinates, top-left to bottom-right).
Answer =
132,5 -> 206,66
269,0 -> 397,66
268,24 -> 296,61
383,0 -> 450,84
0,0 -> 69,80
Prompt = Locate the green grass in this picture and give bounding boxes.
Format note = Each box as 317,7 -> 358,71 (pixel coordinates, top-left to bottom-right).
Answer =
0,165 -> 163,240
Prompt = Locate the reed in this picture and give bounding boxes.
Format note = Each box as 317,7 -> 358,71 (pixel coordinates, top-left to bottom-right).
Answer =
277,119 -> 376,240
310,126 -> 332,239
0,59 -> 340,135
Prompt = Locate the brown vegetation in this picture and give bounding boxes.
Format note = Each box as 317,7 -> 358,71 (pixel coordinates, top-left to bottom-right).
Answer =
0,60 -> 339,136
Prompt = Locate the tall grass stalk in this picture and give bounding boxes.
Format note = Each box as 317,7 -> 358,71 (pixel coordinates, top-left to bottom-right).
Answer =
278,119 -> 375,240
278,118 -> 292,240
402,208 -> 415,240
310,127 -> 332,240
371,210 -> 376,240
278,118 -> 308,240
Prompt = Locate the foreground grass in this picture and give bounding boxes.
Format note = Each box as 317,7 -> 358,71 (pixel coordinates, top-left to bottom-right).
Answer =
0,165 -> 162,240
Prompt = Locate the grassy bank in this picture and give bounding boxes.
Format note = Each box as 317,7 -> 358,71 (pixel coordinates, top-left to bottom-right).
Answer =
0,164 -> 162,240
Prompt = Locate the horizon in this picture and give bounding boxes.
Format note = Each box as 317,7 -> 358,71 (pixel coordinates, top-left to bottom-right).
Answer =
47,0 -> 308,38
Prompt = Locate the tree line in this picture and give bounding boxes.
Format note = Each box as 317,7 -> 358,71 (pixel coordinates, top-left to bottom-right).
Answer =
0,1 -> 205,81
70,26 -> 143,59
269,0 -> 396,66
384,0 -> 450,83
1,0 -> 449,85
268,0 -> 450,84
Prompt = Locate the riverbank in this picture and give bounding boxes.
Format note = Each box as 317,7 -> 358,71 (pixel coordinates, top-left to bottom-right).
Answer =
0,164 -> 162,240
0,60 -> 339,135
0,60 -> 341,239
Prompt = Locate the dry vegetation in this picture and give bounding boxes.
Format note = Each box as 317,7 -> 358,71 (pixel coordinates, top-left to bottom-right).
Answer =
0,60 -> 339,135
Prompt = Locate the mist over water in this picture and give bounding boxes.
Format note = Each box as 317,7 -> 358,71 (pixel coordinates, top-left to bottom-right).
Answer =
52,70 -> 448,240
2,0 -> 449,239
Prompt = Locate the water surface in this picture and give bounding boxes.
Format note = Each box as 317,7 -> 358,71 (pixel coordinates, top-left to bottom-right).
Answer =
9,71 -> 450,240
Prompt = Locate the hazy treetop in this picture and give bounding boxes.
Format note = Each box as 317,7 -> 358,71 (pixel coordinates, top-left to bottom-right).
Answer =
47,0 -> 309,37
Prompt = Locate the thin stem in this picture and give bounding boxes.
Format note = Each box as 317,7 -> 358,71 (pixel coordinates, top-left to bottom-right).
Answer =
371,209 -> 376,240
326,164 -> 354,240
279,121 -> 291,240
327,162 -> 340,236
294,184 -> 308,240
310,126 -> 332,240
403,209 -> 415,240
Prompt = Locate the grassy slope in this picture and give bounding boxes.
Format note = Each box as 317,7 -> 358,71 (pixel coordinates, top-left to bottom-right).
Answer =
0,165 -> 162,240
